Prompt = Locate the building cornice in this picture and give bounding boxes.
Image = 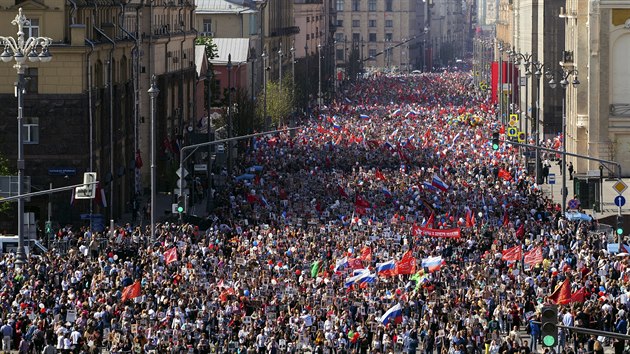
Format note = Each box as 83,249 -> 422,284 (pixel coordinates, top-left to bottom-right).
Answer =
600,1 -> 630,9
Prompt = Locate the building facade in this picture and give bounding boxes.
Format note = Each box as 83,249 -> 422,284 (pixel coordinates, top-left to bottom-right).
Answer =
0,0 -> 196,230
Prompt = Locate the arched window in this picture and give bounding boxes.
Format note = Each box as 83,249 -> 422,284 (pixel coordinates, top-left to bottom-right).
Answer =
612,33 -> 630,105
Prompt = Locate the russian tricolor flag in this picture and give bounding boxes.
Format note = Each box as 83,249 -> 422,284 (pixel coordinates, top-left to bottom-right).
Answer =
334,256 -> 349,272
382,188 -> 392,198
391,109 -> 401,116
333,123 -> 341,130
379,304 -> 403,325
431,174 -> 449,192
421,256 -> 444,272
376,260 -> 396,276
359,114 -> 370,119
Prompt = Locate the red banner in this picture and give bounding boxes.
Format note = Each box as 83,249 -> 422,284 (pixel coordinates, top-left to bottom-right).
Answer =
414,227 -> 461,239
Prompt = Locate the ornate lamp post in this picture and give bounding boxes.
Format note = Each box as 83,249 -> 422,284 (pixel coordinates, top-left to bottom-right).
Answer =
0,8 -> 53,267
147,76 -> 159,243
531,60 -> 546,184
546,67 -> 580,214
278,42 -> 283,91
317,43 -> 322,111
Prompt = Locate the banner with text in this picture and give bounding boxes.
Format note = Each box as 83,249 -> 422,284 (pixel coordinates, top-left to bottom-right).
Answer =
415,227 -> 461,239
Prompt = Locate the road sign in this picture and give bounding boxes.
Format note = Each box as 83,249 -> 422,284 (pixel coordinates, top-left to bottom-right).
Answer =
548,173 -> 556,185
508,114 -> 519,127
568,199 -> 579,210
613,180 -> 628,194
518,132 -> 525,143
507,127 -> 518,137
74,172 -> 97,199
176,167 -> 189,179
615,195 -> 626,207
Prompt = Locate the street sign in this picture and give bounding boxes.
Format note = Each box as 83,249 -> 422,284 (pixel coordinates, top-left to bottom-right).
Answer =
548,173 -> 556,185
568,199 -> 579,210
613,180 -> 628,194
74,172 -> 97,199
176,178 -> 187,189
508,114 -> 519,127
507,127 -> 518,137
518,132 -> 525,143
615,195 -> 626,207
176,167 -> 189,179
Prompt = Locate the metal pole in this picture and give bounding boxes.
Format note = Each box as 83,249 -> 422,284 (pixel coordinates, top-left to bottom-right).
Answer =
498,44 -> 503,124
48,182 -> 52,222
562,87 -> 567,214
535,71 -> 542,184
278,42 -> 282,92
109,55 -> 114,221
262,51 -> 267,129
227,54 -> 233,175
16,70 -> 25,266
148,76 -> 159,243
206,59 -> 213,213
318,43 -> 322,111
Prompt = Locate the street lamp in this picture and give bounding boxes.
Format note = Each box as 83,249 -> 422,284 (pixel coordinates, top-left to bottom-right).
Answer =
147,75 -> 159,244
497,40 -> 504,125
226,53 -> 233,174
261,50 -> 268,129
317,42 -> 322,111
511,51 -> 533,164
546,67 -> 580,214
205,58 -> 214,213
278,42 -> 283,91
531,60 -> 546,185
0,8 -> 53,268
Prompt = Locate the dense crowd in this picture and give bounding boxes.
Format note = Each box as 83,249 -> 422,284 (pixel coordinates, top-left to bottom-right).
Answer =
1,71 -> 628,354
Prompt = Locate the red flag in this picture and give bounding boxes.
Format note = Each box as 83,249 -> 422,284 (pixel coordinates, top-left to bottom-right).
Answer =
502,211 -> 509,226
348,258 -> 364,269
355,194 -> 371,208
164,247 -> 178,265
523,246 -> 543,266
498,168 -> 512,181
359,246 -> 372,262
422,130 -> 431,148
426,212 -> 435,228
219,288 -> 236,302
412,223 -> 420,236
570,287 -> 586,303
121,281 -> 141,302
247,194 -> 260,204
375,170 -> 387,181
548,278 -> 572,305
337,185 -> 349,198
501,245 -> 522,261
395,250 -> 417,275
515,224 -> 525,239
465,209 -> 474,227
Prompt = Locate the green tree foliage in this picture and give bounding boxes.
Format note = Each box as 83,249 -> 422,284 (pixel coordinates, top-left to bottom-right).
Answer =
256,75 -> 296,127
195,36 -> 221,109
0,153 -> 12,213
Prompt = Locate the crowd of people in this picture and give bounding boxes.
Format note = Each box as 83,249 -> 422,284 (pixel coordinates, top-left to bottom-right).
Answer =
1,70 -> 628,354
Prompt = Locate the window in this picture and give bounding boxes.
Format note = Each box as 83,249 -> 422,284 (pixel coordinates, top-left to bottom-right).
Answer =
368,0 -> 376,11
335,33 -> 344,41
385,0 -> 393,11
352,20 -> 360,27
25,18 -> 39,38
336,49 -> 344,61
25,68 -> 37,94
23,117 -> 39,144
385,20 -> 393,27
249,14 -> 257,35
306,16 -> 310,23
352,0 -> 359,11
385,33 -> 393,41
369,19 -> 376,27
202,19 -> 212,34
353,33 -> 360,42
368,49 -> 376,59
369,33 -> 376,42
336,0 -> 344,11
336,20 -> 343,27
306,34 -> 310,40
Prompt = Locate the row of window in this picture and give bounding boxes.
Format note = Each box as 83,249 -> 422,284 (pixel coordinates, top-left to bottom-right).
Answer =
335,32 -> 394,42
335,0 -> 393,12
344,19 -> 393,28
306,15 -> 321,23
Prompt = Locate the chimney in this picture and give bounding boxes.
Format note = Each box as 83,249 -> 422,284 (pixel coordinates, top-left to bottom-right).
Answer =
70,24 -> 86,46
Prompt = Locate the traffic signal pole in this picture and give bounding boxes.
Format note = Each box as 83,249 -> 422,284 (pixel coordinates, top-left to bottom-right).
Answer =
177,127 -> 302,218
500,138 -> 623,243
533,321 -> 630,342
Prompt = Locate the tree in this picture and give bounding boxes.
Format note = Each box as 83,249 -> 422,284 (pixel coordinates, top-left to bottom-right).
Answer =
0,153 -> 12,214
195,36 -> 221,110
256,75 -> 295,127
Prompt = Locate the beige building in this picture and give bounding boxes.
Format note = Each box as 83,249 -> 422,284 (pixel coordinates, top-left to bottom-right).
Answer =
294,0 -> 325,59
333,0 -> 422,71
0,0 -> 196,226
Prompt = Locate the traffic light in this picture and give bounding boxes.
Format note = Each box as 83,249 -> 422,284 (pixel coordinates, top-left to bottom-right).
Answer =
177,195 -> 186,214
541,305 -> 558,347
45,221 -> 52,235
617,215 -> 624,236
492,132 -> 500,151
